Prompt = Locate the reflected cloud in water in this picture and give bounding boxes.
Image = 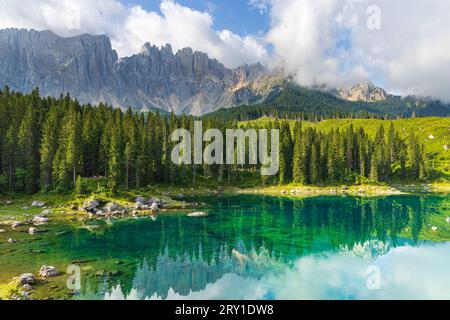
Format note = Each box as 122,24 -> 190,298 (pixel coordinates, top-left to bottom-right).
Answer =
80,241 -> 450,300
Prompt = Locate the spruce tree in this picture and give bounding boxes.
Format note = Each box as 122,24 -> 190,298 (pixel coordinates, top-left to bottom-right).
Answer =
279,121 -> 293,184
18,89 -> 41,194
292,121 -> 304,184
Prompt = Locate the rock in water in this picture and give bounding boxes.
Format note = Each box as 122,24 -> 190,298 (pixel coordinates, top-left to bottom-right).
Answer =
31,201 -> 46,207
33,216 -> 49,224
39,265 -> 60,278
431,226 -> 438,231
22,284 -> 33,291
0,229 -> 5,233
187,212 -> 208,218
150,202 -> 159,212
7,238 -> 17,244
446,217 -> 450,224
29,227 -> 39,235
11,221 -> 22,229
19,273 -> 36,285
41,209 -> 51,216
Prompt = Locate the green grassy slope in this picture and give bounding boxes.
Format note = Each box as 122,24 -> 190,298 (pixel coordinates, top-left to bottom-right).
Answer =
242,117 -> 450,172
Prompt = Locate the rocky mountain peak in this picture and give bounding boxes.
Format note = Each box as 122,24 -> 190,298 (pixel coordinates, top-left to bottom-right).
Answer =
0,29 -> 277,115
339,81 -> 388,102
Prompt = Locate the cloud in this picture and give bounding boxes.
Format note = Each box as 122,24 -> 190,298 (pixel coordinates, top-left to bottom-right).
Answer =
266,0 -> 450,101
101,243 -> 450,300
1,0 -> 450,101
248,0 -> 271,14
0,0 -> 268,68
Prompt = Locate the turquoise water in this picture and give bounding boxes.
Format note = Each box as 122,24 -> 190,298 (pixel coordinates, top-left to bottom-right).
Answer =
1,195 -> 449,299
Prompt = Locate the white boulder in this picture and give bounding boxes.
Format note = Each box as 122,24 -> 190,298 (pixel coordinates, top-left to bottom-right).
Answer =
31,201 -> 46,207
19,273 -> 36,285
187,211 -> 209,218
39,265 -> 60,278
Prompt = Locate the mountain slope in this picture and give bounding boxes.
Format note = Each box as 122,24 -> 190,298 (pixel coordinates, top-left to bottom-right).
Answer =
1,28 -> 449,117
204,83 -> 450,120
0,28 -> 280,115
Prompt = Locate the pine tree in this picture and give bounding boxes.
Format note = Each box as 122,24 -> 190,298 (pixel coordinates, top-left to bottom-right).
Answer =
109,110 -> 124,193
64,104 -> 83,187
40,105 -> 60,189
279,121 -> 293,184
18,89 -> 41,194
310,140 -> 320,184
370,125 -> 386,182
292,121 -> 304,184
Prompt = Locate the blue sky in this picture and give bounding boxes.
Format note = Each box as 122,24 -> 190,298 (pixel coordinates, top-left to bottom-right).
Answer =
1,0 -> 449,100
123,0 -> 271,36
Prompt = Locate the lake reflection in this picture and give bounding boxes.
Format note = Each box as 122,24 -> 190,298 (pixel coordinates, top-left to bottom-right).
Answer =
71,195 -> 450,300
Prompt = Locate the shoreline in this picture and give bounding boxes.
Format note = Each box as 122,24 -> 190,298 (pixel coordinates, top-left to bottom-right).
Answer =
1,182 -> 449,222
237,182 -> 450,199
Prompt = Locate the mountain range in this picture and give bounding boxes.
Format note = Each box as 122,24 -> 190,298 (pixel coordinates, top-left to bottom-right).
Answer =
0,28 -> 449,117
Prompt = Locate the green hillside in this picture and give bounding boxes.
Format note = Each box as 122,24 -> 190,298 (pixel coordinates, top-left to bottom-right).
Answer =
242,117 -> 450,174
204,84 -> 450,120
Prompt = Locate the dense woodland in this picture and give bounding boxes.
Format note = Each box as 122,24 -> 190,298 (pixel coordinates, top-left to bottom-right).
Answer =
205,84 -> 450,121
0,87 -> 429,195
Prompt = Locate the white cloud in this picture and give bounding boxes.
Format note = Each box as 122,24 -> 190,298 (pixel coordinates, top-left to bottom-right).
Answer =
101,243 -> 450,300
1,0 -> 450,101
266,0 -> 450,101
0,0 -> 268,68
248,0 -> 271,14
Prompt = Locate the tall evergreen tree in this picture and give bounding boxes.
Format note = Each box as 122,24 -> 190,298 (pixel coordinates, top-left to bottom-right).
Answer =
279,121 -> 293,184
18,89 -> 41,194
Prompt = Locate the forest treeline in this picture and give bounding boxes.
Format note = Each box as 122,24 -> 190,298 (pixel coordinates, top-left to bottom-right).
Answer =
0,87 -> 428,194
204,84 -> 450,121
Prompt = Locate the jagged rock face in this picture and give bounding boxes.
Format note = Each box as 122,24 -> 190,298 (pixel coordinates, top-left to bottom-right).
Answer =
0,29 -> 276,115
338,82 -> 388,102
0,29 -> 118,104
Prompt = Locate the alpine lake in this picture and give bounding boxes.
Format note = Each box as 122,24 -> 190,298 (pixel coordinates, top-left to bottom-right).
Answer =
1,193 -> 449,300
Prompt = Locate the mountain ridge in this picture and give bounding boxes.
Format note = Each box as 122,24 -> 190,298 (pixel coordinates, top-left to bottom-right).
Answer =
0,28 -> 449,117
0,28 -> 280,115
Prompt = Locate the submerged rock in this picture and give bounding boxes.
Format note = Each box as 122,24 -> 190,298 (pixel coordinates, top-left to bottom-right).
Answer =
22,284 -> 33,291
19,273 -> 36,285
11,221 -> 22,229
432,226 -> 438,231
29,227 -> 39,235
187,211 -> 209,218
31,201 -> 46,207
41,209 -> 52,216
39,265 -> 60,278
446,217 -> 450,224
33,216 -> 49,224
